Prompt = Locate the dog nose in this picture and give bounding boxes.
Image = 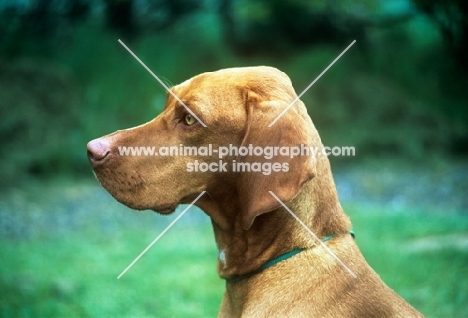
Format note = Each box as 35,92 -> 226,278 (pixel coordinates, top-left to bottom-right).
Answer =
87,138 -> 110,164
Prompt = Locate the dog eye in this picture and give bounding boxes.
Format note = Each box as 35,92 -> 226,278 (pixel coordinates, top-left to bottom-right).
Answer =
184,114 -> 196,126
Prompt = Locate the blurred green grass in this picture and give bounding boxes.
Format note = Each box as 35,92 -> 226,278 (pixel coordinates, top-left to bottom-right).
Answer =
1,178 -> 467,317
0,226 -> 223,317
0,178 -> 224,317
348,205 -> 468,317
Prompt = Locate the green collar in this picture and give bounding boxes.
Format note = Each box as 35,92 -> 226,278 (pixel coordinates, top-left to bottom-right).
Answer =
225,230 -> 355,284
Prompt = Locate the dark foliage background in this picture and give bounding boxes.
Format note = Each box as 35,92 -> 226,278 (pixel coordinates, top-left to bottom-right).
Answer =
0,0 -> 467,181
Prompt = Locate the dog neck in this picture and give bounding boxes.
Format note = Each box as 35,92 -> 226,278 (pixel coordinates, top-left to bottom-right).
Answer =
199,158 -> 351,281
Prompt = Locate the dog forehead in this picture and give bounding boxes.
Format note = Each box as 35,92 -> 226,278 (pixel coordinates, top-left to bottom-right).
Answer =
168,66 -> 297,115
178,66 -> 291,90
209,66 -> 291,86
212,66 -> 289,78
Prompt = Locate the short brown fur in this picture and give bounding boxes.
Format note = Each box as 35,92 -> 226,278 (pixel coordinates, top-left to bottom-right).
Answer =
87,66 -> 423,317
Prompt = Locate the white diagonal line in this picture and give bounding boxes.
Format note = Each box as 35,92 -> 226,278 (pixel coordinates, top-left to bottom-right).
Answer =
268,191 -> 357,278
118,39 -> 207,127
268,40 -> 356,127
117,191 -> 206,279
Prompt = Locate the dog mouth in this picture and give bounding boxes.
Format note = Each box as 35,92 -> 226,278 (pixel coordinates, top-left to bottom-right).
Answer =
152,204 -> 177,215
150,190 -> 206,215
94,171 -> 178,214
92,165 -> 197,215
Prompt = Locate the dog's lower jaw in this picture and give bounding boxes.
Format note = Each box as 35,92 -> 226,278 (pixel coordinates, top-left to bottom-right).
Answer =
151,205 -> 177,215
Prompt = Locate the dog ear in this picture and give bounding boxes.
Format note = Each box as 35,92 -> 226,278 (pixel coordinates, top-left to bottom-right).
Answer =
237,90 -> 316,230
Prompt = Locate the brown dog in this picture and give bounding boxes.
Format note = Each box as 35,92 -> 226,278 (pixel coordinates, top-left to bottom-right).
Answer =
87,66 -> 423,317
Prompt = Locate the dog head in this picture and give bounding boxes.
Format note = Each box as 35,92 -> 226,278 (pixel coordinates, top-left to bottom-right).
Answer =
87,66 -> 320,228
